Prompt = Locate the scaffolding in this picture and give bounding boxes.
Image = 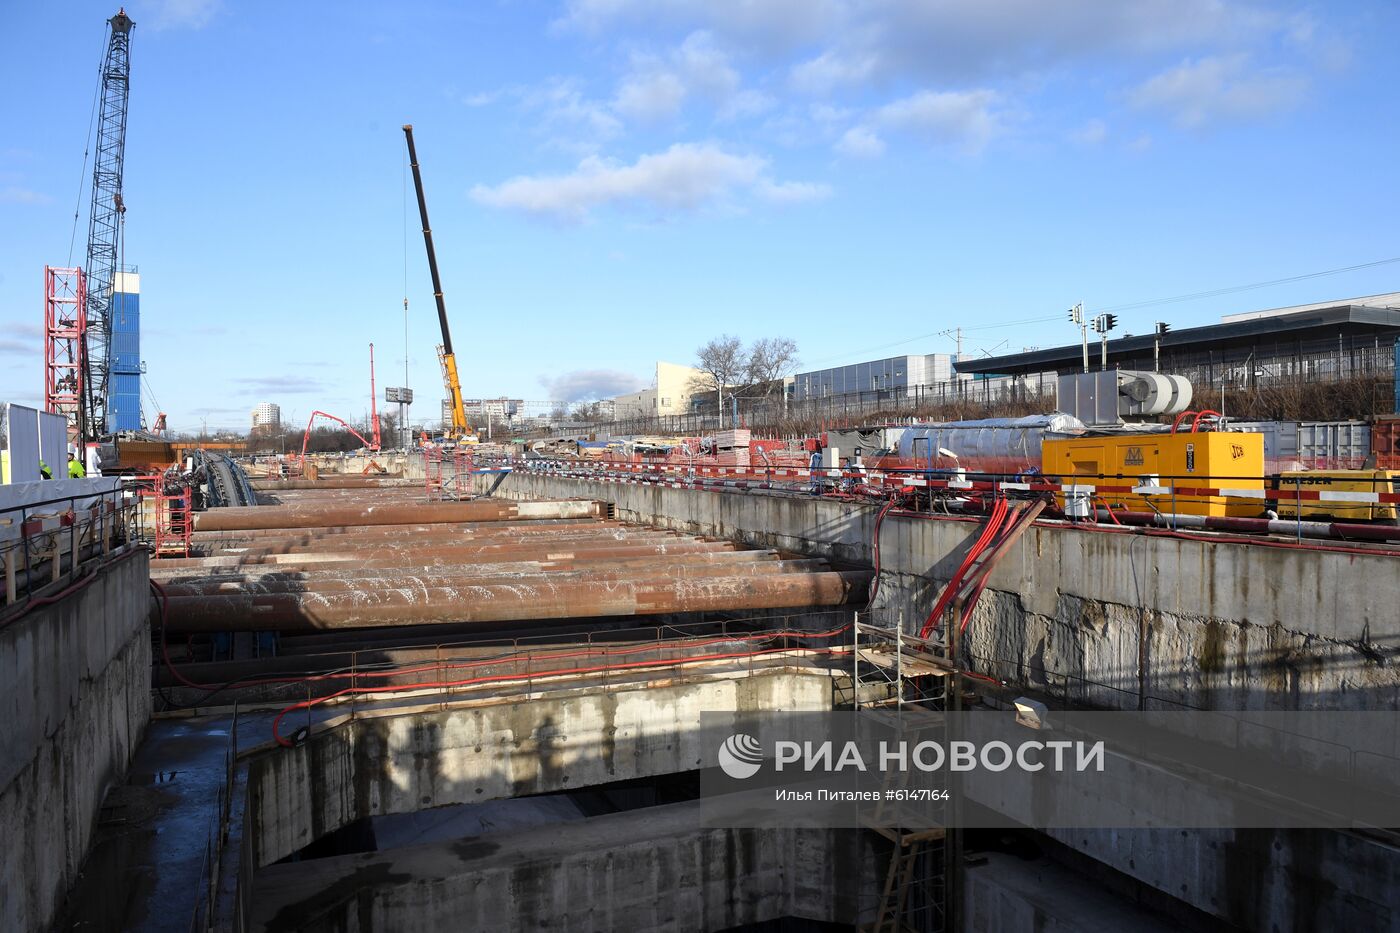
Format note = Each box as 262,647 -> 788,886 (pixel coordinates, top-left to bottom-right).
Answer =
148,487 -> 191,558
448,445 -> 475,500
43,266 -> 87,441
853,611 -> 957,933
424,446 -> 444,501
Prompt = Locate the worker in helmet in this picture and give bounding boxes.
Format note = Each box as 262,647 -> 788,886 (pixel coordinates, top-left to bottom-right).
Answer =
68,452 -> 86,478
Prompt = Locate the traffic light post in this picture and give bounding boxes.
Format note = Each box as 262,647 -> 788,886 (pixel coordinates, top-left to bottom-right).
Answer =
1092,313 -> 1118,370
1154,321 -> 1170,372
1068,303 -> 1088,373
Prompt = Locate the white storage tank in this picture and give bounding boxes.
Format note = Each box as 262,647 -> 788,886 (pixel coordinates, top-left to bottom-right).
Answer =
889,413 -> 1087,474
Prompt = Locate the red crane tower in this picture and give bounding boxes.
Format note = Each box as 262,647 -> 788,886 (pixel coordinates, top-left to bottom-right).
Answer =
43,267 -> 87,442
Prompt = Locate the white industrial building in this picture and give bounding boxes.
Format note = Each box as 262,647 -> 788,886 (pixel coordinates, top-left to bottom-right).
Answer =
611,361 -> 713,418
792,353 -> 965,401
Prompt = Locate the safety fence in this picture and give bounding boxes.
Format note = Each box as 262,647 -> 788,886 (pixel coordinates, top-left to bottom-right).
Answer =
0,479 -> 136,607
488,456 -> 1400,547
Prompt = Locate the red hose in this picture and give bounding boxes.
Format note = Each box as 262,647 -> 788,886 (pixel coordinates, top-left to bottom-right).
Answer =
958,503 -> 1034,635
1097,497 -> 1123,526
1190,409 -> 1221,433
6,546 -> 142,624
1170,410 -> 1197,434
919,496 -> 1009,639
865,495 -> 899,609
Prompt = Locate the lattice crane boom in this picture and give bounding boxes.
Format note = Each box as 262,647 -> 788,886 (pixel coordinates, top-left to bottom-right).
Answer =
81,7 -> 134,439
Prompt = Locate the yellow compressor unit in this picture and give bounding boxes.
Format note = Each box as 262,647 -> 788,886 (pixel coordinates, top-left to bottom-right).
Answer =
1042,431 -> 1264,517
1273,469 -> 1400,524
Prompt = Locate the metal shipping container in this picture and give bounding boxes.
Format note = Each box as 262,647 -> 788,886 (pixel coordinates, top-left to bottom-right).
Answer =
1226,420 -> 1370,472
1373,417 -> 1400,470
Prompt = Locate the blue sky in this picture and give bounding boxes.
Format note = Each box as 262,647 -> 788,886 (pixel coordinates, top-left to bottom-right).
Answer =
2,0 -> 1398,432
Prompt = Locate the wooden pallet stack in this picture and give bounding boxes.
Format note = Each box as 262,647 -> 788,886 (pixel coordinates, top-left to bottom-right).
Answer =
714,429 -> 751,468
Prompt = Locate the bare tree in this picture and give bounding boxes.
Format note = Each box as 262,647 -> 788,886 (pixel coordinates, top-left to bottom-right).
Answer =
745,337 -> 800,399
696,334 -> 747,418
572,400 -> 605,422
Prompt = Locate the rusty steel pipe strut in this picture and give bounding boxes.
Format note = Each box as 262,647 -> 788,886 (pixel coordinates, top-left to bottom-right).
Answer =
248,477 -> 414,490
223,535 -> 727,557
154,559 -> 831,597
256,490 -> 434,502
157,570 -> 872,632
149,549 -> 785,579
151,550 -> 790,584
195,529 -> 685,556
192,534 -> 682,557
147,541 -> 743,570
154,630 -> 794,688
175,539 -> 738,567
191,518 -> 612,542
189,527 -> 615,548
192,499 -> 603,532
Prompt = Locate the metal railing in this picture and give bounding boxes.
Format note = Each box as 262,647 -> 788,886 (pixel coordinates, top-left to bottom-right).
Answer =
0,480 -> 136,609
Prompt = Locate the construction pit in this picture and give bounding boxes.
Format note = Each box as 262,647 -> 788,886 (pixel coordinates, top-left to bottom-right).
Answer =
11,469 -> 1399,933
39,476 -> 888,932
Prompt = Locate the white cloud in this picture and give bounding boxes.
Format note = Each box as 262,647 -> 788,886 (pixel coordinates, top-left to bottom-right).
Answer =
614,71 -> 688,122
557,0 -> 844,50
541,369 -> 646,402
0,186 -> 50,205
233,375 -> 324,395
756,179 -> 832,204
612,31 -> 749,124
1071,118 -> 1108,146
463,90 -> 502,107
525,78 -> 623,150
1129,54 -> 1308,128
141,0 -> 222,31
0,338 -> 41,356
835,125 -> 885,159
470,142 -> 826,220
810,103 -> 853,127
672,31 -> 742,96
718,89 -> 776,121
548,0 -> 1331,156
574,0 -> 1286,90
875,89 -> 1002,153
790,49 -> 879,94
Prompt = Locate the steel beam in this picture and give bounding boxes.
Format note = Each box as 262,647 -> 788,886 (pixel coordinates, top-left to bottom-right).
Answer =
154,559 -> 829,597
158,571 -> 870,631
192,499 -> 602,531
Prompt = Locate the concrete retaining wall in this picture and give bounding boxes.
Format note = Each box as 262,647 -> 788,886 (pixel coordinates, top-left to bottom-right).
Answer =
481,471 -> 1398,712
251,799 -> 874,932
0,549 -> 151,932
250,670 -> 833,867
478,471 -> 1400,930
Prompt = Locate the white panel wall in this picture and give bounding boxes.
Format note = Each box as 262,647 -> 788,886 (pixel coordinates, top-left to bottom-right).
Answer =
3,404 -> 41,483
38,411 -> 68,475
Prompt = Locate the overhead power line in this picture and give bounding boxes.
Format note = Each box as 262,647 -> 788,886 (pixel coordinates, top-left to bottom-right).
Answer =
804,255 -> 1400,368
